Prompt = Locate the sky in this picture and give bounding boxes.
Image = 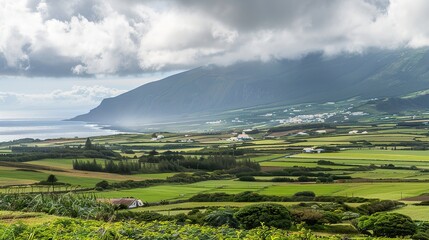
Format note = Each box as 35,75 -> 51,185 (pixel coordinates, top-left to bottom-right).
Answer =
1,0 -> 429,119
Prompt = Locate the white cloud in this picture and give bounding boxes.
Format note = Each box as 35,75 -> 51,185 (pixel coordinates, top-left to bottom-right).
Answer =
0,85 -> 124,117
1,0 -> 429,76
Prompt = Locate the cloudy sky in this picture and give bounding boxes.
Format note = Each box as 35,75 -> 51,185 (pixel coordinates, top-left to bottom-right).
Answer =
1,0 -> 429,119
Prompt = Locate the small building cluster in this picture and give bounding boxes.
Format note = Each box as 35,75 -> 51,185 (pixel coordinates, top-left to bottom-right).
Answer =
109,198 -> 144,209
348,130 -> 368,134
151,135 -> 165,141
302,147 -> 325,154
227,132 -> 254,142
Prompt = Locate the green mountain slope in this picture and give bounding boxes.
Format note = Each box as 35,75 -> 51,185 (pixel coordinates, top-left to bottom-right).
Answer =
72,48 -> 429,126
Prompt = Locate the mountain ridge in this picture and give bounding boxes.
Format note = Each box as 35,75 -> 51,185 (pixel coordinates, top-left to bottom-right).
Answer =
72,48 -> 429,126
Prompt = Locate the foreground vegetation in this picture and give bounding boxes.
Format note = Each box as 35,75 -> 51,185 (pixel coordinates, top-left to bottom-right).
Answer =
1,117 -> 429,238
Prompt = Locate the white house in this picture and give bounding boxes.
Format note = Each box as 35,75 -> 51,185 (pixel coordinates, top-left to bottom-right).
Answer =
151,135 -> 165,141
110,198 -> 144,209
348,130 -> 359,134
227,137 -> 239,142
157,135 -> 165,139
302,147 -> 325,154
315,130 -> 327,134
237,132 -> 253,141
296,132 -> 309,136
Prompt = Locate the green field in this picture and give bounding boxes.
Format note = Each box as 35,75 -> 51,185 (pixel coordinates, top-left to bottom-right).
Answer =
95,180 -> 429,202
391,205 -> 429,221
295,150 -> 429,161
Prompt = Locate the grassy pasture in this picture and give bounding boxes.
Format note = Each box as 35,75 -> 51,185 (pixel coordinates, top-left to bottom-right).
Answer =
96,185 -> 211,202
391,205 -> 429,221
260,182 -> 429,200
294,150 -> 429,161
0,168 -> 107,188
300,134 -> 421,143
247,154 -> 285,162
347,169 -> 429,180
0,211 -> 62,225
96,179 -> 429,203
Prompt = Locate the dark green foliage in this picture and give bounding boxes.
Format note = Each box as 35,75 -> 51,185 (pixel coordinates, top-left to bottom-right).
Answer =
188,192 -> 370,203
0,193 -> 115,220
357,200 -> 405,215
205,209 -> 239,228
413,232 -> 429,240
4,146 -> 121,162
415,201 -> 429,206
271,177 -> 295,182
141,154 -> 260,172
115,211 -> 171,222
84,138 -> 93,150
95,180 -> 109,190
238,176 -> 255,181
73,159 -> 141,174
321,211 -> 342,224
235,203 -> 292,229
46,174 -> 57,184
107,172 -> 232,189
294,191 -> 316,198
358,212 -> 417,237
290,208 -> 324,225
414,222 -> 429,240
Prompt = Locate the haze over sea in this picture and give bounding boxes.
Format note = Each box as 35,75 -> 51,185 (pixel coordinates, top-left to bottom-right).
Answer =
0,119 -> 121,142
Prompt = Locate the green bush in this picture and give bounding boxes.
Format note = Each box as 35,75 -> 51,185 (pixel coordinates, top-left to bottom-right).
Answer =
290,208 -> 323,225
95,180 -> 109,189
234,203 -> 292,229
357,200 -> 404,214
358,212 -> 417,237
293,191 -> 316,198
205,209 -> 239,228
238,176 -> 256,181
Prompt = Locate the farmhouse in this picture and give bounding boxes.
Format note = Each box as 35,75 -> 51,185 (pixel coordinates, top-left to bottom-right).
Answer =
237,132 -> 253,141
151,135 -> 165,141
302,147 -> 325,154
110,198 -> 144,209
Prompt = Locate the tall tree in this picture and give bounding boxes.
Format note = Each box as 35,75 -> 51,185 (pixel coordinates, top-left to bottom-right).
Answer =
47,174 -> 58,192
85,138 -> 93,150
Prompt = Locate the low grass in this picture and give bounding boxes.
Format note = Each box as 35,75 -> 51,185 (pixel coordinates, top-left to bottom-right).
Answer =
96,185 -> 211,202
0,211 -> 62,225
347,169 -> 429,180
391,205 -> 429,221
134,201 -> 365,214
294,149 -> 429,161
248,154 -> 285,162
258,182 -> 429,200
0,167 -> 118,188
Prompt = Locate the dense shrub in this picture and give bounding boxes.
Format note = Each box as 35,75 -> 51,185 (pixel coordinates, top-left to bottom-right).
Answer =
0,193 -> 115,220
294,191 -> 316,198
291,208 -> 324,225
0,218 -> 345,239
95,180 -> 109,190
358,212 -> 417,237
188,192 -> 370,203
357,200 -> 405,214
271,177 -> 295,182
238,176 -> 256,181
235,203 -> 292,229
205,209 -> 239,228
115,211 -> 171,222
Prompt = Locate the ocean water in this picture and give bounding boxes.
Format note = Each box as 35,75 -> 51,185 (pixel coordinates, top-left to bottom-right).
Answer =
0,120 -> 122,142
